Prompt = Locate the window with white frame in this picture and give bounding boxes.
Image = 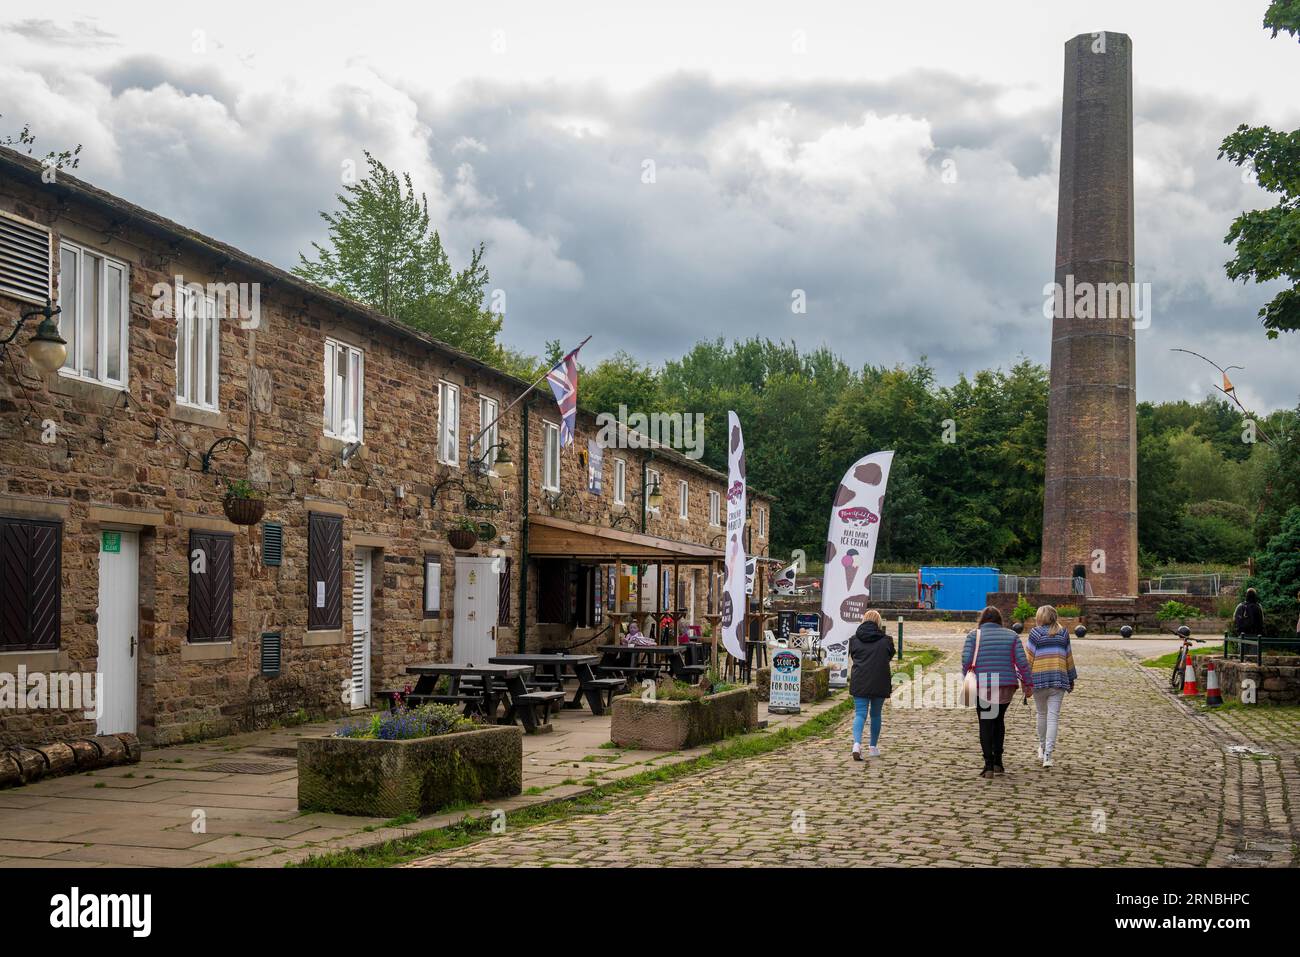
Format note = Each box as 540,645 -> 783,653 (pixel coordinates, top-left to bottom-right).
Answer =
438,381 -> 460,466
58,241 -> 129,388
175,285 -> 220,410
645,468 -> 661,515
709,490 -> 721,526
613,459 -> 626,505
542,421 -> 561,491
323,338 -> 364,442
679,480 -> 689,520
476,394 -> 498,470
756,506 -> 767,538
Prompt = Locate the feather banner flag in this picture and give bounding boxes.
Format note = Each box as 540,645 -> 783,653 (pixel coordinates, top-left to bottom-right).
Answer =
819,451 -> 894,687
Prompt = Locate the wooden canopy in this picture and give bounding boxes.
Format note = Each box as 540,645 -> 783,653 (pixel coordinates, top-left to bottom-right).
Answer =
526,514 -> 723,562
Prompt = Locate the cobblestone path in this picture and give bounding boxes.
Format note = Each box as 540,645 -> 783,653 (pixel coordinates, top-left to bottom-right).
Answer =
405,640 -> 1300,868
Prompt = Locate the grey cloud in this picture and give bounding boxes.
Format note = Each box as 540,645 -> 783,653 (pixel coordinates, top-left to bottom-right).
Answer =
3,18 -> 117,47
38,62 -> 1300,412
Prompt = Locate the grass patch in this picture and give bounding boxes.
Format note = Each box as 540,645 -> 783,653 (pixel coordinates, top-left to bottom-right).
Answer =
291,645 -> 940,869
1142,645 -> 1222,669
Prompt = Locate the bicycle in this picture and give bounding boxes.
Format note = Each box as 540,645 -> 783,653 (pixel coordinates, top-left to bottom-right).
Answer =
1166,625 -> 1205,691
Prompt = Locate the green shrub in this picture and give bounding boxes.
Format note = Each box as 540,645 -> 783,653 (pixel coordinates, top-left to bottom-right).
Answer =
1177,513 -> 1254,564
1011,595 -> 1036,622
1246,506 -> 1300,635
1057,605 -> 1081,618
1156,600 -> 1203,621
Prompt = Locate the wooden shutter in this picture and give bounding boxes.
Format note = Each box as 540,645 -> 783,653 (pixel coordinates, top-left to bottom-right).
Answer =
0,517 -> 61,651
497,556 -> 512,626
308,512 -> 342,630
188,531 -> 233,642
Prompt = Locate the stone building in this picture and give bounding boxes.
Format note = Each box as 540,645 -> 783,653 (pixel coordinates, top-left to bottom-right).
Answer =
0,148 -> 771,747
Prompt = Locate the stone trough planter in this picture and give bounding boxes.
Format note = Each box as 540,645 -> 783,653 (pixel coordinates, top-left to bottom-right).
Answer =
609,686 -> 758,751
754,664 -> 831,704
297,725 -> 522,817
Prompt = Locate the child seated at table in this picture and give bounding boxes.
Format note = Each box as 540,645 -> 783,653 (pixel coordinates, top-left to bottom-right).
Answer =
623,620 -> 655,647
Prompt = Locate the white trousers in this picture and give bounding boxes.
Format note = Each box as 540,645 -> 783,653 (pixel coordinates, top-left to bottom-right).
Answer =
1034,688 -> 1067,755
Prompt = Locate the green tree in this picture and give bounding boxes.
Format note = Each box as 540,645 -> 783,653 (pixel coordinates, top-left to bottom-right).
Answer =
295,151 -> 502,359
1137,431 -> 1189,562
1217,2 -> 1300,338
1245,506 -> 1300,633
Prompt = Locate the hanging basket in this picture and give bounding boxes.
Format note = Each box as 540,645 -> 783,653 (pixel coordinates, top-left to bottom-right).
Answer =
448,528 -> 479,551
223,495 -> 267,526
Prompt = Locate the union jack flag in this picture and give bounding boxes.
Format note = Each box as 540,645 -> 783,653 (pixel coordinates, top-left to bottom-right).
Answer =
545,346 -> 581,447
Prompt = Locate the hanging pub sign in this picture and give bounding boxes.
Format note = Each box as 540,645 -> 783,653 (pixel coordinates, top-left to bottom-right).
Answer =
769,649 -> 802,714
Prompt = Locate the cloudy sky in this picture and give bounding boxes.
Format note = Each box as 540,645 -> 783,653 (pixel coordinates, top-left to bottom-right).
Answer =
2,1 -> 1297,411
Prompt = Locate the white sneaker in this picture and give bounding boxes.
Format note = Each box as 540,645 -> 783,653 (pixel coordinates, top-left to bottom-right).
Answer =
1037,744 -> 1044,761
1043,754 -> 1054,769
869,746 -> 881,757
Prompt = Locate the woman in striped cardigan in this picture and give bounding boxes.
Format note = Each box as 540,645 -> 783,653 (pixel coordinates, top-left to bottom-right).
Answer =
961,606 -> 1032,778
1025,604 -> 1078,769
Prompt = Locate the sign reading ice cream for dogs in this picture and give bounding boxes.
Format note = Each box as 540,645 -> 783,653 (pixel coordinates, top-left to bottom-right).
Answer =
819,451 -> 894,687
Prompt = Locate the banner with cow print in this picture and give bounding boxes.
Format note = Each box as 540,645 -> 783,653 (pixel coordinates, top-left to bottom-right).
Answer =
819,451 -> 894,687
720,411 -> 748,661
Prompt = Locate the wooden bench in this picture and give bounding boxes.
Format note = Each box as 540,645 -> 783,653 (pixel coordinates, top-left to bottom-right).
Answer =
508,690 -> 566,733
578,677 -> 627,715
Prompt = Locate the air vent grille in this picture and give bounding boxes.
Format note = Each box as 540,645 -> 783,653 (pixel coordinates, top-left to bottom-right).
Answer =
0,213 -> 52,304
260,632 -> 282,677
261,521 -> 283,566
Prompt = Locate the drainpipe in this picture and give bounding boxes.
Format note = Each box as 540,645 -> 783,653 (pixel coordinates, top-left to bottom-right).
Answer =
517,401 -> 529,653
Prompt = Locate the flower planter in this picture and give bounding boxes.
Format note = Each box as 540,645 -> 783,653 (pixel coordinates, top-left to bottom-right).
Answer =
754,664 -> 831,703
297,725 -> 522,817
222,496 -> 266,526
609,686 -> 758,751
448,528 -> 478,551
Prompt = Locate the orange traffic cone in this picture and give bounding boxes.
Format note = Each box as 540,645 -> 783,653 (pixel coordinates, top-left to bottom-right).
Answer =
1181,651 -> 1199,697
1204,659 -> 1223,707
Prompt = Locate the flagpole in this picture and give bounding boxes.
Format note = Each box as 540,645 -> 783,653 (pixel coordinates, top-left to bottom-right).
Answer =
470,335 -> 591,455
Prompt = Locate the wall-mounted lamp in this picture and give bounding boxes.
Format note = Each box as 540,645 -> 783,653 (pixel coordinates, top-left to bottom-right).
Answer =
1,299 -> 67,374
469,442 -> 516,483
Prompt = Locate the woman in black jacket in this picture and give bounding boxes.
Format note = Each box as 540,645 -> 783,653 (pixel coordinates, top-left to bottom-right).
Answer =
849,609 -> 895,760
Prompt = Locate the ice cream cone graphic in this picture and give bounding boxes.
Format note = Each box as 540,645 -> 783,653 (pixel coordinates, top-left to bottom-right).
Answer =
841,548 -> 860,590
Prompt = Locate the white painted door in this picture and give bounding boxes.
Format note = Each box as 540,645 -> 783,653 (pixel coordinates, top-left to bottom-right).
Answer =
97,530 -> 139,734
350,548 -> 372,709
453,557 -> 500,663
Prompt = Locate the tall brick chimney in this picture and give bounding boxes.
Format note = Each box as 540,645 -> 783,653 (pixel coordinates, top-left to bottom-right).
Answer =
1041,32 -> 1139,597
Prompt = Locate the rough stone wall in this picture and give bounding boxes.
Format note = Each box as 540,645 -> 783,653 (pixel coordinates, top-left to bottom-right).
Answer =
1041,31 -> 1139,597
0,165 -> 767,746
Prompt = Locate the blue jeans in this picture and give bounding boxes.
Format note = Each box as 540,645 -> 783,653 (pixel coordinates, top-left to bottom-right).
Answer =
852,695 -> 885,747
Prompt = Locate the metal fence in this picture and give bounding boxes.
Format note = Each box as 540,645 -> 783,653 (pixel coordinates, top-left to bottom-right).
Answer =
1141,573 -> 1245,597
868,573 -> 919,603
999,575 -> 1094,598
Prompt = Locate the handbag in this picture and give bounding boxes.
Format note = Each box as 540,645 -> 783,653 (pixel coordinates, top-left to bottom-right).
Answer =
959,626 -> 982,708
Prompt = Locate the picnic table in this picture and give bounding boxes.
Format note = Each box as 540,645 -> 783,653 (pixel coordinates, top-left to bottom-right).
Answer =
402,662 -> 562,734
490,654 -> 626,715
595,644 -> 707,685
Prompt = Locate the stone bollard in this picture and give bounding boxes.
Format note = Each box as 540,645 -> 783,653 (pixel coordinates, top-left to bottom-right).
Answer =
115,733 -> 142,763
68,738 -> 101,770
0,752 -> 22,789
11,748 -> 47,784
34,743 -> 76,776
92,735 -> 128,766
